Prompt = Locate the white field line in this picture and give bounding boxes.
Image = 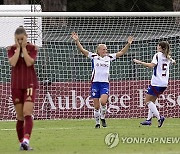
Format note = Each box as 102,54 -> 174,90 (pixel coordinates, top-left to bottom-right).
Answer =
166,124 -> 180,126
1,123 -> 180,131
0,127 -> 82,131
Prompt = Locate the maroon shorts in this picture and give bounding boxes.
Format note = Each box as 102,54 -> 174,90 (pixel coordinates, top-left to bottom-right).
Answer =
11,88 -> 36,105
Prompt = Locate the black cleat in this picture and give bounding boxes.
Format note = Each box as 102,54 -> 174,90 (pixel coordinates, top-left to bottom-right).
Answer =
101,119 -> 107,127
158,116 -> 165,128
95,124 -> 100,128
140,120 -> 152,126
21,142 -> 33,151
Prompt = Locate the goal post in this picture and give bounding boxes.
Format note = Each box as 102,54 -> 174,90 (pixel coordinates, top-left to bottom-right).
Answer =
0,12 -> 179,120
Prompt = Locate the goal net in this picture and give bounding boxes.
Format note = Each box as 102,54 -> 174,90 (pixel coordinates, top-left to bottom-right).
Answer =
0,12 -> 180,120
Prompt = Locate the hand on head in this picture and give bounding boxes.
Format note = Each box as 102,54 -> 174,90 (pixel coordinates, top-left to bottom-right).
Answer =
15,37 -> 20,48
22,35 -> 27,48
15,34 -> 27,48
14,26 -> 27,48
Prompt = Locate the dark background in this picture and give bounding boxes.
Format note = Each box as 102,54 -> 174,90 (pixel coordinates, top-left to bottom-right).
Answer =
0,0 -> 180,12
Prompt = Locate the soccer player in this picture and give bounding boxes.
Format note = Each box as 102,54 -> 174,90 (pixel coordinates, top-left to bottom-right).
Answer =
133,41 -> 176,127
71,32 -> 133,128
7,26 -> 38,150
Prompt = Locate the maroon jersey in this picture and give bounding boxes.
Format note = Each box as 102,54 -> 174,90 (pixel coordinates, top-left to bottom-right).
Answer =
8,43 -> 38,89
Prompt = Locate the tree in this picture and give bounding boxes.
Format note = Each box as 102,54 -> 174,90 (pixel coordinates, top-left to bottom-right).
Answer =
42,0 -> 67,12
173,0 -> 180,11
172,0 -> 180,24
67,0 -> 173,12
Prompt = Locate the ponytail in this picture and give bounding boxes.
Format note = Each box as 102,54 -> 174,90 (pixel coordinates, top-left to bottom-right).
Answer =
158,41 -> 171,59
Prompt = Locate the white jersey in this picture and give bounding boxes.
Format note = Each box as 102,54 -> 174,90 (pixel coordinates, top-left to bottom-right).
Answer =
151,52 -> 171,87
88,52 -> 116,83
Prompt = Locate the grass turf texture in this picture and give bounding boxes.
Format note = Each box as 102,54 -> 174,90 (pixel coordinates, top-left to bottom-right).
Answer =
0,118 -> 179,154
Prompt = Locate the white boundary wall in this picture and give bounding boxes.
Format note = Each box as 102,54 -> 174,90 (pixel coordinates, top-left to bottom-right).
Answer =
0,5 -> 42,47
0,11 -> 180,17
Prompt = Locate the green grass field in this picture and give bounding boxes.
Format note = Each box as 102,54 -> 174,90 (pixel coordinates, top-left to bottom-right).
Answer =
0,118 -> 179,154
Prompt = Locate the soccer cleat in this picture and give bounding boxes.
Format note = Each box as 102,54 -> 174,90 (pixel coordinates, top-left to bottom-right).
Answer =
21,142 -> 33,151
158,116 -> 165,128
95,124 -> 100,128
101,119 -> 107,127
140,120 -> 152,126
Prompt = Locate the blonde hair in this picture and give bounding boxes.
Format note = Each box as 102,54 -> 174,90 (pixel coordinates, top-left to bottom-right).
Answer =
95,44 -> 106,55
159,41 -> 171,59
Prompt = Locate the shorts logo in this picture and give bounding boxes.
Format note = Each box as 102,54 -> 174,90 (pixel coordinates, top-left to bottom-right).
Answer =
103,88 -> 109,94
92,92 -> 96,96
92,89 -> 97,96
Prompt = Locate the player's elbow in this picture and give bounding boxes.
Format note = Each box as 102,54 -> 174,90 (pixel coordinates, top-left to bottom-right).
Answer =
26,62 -> 34,67
26,60 -> 34,67
25,58 -> 35,67
148,63 -> 156,68
10,63 -> 16,67
116,52 -> 123,58
81,50 -> 88,57
9,60 -> 16,67
26,63 -> 32,67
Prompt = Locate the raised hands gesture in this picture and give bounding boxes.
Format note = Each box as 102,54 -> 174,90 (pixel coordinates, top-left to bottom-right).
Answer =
71,32 -> 79,41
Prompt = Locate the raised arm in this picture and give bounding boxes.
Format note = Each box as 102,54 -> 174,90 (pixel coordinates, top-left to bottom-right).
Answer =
170,57 -> 176,65
71,32 -> 89,57
116,36 -> 133,58
133,59 -> 156,68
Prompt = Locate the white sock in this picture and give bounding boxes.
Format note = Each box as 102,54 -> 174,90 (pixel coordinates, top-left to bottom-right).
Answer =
147,109 -> 153,121
23,138 -> 29,144
100,105 -> 107,119
94,109 -> 100,125
148,102 -> 160,120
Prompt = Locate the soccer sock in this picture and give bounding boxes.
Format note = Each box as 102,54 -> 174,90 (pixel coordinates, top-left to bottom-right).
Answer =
16,120 -> 24,143
23,115 -> 33,144
100,105 -> 107,119
94,109 -> 100,125
147,109 -> 153,121
148,102 -> 160,120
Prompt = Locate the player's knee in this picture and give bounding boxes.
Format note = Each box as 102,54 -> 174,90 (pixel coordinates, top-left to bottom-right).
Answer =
100,99 -> 108,106
94,106 -> 100,110
23,103 -> 33,116
101,101 -> 107,106
23,106 -> 33,116
94,103 -> 100,110
16,115 -> 24,121
23,111 -> 32,117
